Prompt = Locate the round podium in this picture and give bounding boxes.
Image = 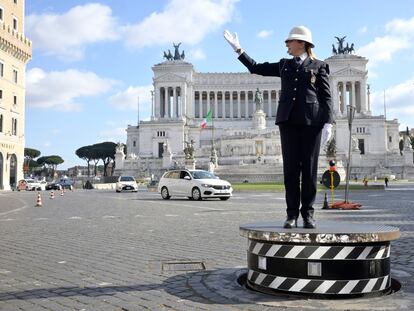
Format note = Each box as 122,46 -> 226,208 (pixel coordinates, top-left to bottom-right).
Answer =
239,222 -> 400,298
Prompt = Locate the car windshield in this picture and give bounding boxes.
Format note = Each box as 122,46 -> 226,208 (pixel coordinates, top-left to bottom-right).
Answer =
120,176 -> 135,181
191,171 -> 216,179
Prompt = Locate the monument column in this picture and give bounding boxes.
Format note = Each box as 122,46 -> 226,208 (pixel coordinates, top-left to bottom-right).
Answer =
245,91 -> 249,119
207,90 -> 211,116
267,90 -> 272,118
222,91 -> 226,118
173,86 -> 177,118
343,81 -> 348,109
214,91 -> 218,118
351,81 -> 356,111
164,87 -> 170,118
230,91 -> 234,119
155,87 -> 161,119
237,91 -> 241,119
199,92 -> 203,118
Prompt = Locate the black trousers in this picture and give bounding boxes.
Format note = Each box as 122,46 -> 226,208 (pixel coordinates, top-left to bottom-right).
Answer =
279,124 -> 323,218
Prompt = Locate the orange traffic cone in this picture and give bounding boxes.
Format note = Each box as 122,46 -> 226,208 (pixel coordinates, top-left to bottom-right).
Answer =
60,189 -> 64,197
35,192 -> 43,207
50,191 -> 55,199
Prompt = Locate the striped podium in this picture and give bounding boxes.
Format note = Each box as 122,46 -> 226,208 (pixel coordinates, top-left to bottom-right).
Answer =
239,222 -> 400,298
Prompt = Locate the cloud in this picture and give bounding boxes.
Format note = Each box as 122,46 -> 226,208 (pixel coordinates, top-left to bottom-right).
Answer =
122,0 -> 238,49
26,67 -> 116,111
370,77 -> 414,129
257,29 -> 273,39
358,26 -> 368,34
108,85 -> 153,119
356,17 -> 414,68
26,3 -> 119,61
98,126 -> 128,143
189,48 -> 206,60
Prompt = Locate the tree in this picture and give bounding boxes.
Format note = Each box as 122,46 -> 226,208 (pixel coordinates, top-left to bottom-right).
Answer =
24,148 -> 41,160
75,146 -> 93,177
24,148 -> 41,175
45,155 -> 64,171
37,155 -> 64,177
93,142 -> 117,176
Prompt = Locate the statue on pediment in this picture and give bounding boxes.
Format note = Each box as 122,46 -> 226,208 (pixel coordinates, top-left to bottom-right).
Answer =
333,36 -> 355,55
163,43 -> 185,61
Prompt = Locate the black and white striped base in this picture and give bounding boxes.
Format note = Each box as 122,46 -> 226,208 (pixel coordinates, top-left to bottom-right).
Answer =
240,222 -> 400,298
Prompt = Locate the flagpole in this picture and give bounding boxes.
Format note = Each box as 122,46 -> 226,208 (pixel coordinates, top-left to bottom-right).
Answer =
211,106 -> 215,149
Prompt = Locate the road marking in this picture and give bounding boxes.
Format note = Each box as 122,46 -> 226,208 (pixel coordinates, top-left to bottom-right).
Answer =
0,197 -> 29,216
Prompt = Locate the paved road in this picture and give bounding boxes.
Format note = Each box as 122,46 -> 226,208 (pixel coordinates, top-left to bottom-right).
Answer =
0,185 -> 413,310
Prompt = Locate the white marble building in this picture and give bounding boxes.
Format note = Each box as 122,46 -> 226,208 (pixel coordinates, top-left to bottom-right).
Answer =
117,45 -> 413,181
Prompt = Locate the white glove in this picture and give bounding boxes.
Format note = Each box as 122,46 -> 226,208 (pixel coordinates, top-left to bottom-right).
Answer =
321,123 -> 333,145
223,30 -> 241,52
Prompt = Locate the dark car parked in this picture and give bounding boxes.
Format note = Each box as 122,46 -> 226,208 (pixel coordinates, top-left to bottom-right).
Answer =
45,183 -> 62,190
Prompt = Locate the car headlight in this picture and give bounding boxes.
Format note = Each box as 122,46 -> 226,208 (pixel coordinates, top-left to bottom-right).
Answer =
201,184 -> 213,188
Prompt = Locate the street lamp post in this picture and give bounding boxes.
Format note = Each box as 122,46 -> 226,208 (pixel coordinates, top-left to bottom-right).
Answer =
344,104 -> 356,203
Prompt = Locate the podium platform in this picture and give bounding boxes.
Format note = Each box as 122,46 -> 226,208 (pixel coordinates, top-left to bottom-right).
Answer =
239,222 -> 400,298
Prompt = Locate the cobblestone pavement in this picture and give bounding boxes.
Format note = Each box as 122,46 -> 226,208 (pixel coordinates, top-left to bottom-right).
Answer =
0,184 -> 413,311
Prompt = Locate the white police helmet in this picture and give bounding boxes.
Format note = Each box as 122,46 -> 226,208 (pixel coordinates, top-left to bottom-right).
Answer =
285,26 -> 314,48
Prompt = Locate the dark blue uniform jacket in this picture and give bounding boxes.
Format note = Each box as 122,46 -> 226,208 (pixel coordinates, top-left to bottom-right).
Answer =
238,53 -> 333,126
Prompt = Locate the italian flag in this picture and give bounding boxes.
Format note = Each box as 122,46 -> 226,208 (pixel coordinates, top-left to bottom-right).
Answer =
201,110 -> 212,129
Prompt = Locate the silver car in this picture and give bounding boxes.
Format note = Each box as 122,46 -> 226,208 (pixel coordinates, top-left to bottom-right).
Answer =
158,169 -> 233,200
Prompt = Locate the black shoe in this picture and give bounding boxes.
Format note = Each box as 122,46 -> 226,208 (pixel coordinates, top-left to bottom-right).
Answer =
283,216 -> 298,229
303,216 -> 316,229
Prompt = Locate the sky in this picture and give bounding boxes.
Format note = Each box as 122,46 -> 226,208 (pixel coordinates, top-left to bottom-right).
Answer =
24,0 -> 414,169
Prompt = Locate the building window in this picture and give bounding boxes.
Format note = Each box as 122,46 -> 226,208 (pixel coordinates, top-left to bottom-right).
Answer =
0,61 -> 4,77
11,118 -> 17,135
0,89 -> 3,101
13,95 -> 17,106
133,140 -> 136,147
358,139 -> 365,155
157,130 -> 166,137
13,69 -> 18,83
13,17 -> 18,31
0,7 -> 3,21
14,0 -> 17,4
0,114 -> 3,132
389,136 -> 392,143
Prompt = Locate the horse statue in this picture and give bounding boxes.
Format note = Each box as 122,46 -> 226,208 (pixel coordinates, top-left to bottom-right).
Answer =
349,43 -> 355,54
163,50 -> 173,61
332,44 -> 337,55
173,42 -> 182,60
335,36 -> 346,54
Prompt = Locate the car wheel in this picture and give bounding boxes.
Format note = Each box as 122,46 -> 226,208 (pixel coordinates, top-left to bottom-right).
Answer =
188,197 -> 194,200
116,190 -> 121,193
192,187 -> 202,201
161,187 -> 170,200
220,197 -> 230,201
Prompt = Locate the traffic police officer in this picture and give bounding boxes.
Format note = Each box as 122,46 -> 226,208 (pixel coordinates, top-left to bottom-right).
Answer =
224,26 -> 333,229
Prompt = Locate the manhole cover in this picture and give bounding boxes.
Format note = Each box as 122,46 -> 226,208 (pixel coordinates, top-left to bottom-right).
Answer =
162,261 -> 206,272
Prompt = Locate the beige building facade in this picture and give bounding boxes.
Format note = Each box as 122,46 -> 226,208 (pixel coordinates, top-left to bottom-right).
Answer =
0,0 -> 32,190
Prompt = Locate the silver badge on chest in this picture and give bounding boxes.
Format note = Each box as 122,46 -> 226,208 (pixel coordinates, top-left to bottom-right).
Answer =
310,69 -> 316,84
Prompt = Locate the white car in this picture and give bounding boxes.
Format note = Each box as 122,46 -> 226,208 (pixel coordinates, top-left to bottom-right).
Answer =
25,179 -> 47,191
116,176 -> 138,192
158,169 -> 233,200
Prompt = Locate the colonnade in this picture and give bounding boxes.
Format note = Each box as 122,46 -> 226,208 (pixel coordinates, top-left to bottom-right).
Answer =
335,80 -> 368,116
193,90 -> 278,119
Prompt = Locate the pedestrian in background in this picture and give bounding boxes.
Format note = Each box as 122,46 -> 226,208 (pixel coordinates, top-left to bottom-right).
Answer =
224,26 -> 333,229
